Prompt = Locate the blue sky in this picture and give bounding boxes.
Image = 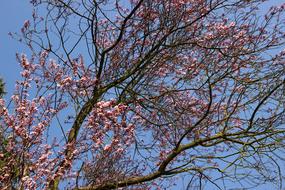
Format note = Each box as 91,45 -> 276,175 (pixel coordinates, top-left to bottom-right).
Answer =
0,0 -> 32,97
0,0 -> 284,190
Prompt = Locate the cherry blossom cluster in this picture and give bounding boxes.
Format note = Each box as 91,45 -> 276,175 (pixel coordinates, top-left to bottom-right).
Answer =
84,100 -> 135,154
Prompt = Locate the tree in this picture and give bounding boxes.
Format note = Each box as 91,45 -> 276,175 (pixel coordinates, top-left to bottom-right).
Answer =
0,78 -> 5,98
1,0 -> 285,189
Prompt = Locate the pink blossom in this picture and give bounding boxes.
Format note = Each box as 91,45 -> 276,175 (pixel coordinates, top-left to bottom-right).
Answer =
103,144 -> 112,151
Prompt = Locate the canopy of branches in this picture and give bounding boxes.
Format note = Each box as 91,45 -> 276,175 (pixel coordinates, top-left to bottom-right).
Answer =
1,0 -> 285,189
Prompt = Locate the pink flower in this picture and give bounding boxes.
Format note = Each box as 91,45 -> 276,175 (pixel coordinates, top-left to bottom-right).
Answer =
21,20 -> 30,33
103,144 -> 112,151
21,70 -> 31,78
61,76 -> 73,86
23,20 -> 30,28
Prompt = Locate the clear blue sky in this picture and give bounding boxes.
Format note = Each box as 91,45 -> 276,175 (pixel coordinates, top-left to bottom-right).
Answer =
0,0 -> 32,97
0,1 -> 283,190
